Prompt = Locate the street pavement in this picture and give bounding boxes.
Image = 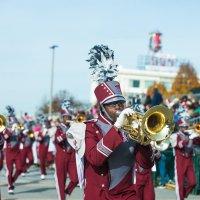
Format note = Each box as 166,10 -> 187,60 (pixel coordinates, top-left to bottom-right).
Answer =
0,166 -> 199,200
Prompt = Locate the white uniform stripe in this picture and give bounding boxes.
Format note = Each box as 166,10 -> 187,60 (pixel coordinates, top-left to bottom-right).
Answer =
54,164 -> 62,200
97,147 -> 108,157
99,112 -> 112,125
102,139 -> 113,153
97,139 -> 113,157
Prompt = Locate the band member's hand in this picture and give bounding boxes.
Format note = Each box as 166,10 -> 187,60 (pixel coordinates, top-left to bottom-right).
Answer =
57,133 -> 66,142
189,132 -> 199,140
114,108 -> 135,129
0,126 -> 6,133
153,149 -> 161,159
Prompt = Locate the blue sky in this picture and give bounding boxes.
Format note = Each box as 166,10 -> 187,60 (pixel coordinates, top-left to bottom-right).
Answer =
0,0 -> 200,115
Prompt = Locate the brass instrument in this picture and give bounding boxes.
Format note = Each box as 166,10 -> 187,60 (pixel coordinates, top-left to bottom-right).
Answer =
27,130 -> 35,138
122,105 -> 174,145
65,113 -> 87,123
165,183 -> 175,190
186,122 -> 200,139
75,113 -> 87,123
193,123 -> 200,133
152,139 -> 170,151
12,123 -> 24,131
0,115 -> 6,132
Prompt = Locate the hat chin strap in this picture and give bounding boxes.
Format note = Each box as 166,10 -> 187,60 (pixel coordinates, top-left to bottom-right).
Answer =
100,104 -> 114,123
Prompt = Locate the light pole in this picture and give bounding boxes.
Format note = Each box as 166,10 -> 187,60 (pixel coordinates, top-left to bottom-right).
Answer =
49,45 -> 58,118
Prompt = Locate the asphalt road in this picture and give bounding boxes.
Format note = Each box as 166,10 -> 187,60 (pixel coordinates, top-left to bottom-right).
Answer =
0,166 -> 199,200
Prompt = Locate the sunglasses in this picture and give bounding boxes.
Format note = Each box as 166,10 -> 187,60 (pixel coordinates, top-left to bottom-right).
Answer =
104,101 -> 125,108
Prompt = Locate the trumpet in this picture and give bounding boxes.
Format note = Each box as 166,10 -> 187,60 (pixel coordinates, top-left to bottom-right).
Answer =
0,115 -> 6,132
121,105 -> 174,145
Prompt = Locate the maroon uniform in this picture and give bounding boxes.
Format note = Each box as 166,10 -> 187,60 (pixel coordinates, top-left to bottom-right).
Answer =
4,128 -> 22,191
37,130 -> 50,177
134,148 -> 161,200
84,114 -> 153,200
171,131 -> 200,200
0,132 -> 5,170
85,45 -> 153,200
54,123 -> 78,200
20,131 -> 34,173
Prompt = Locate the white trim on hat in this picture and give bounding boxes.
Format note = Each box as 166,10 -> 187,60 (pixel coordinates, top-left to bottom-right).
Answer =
103,82 -> 115,95
102,96 -> 126,105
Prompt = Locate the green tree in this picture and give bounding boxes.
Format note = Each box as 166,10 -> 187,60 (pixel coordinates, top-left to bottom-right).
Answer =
171,63 -> 200,96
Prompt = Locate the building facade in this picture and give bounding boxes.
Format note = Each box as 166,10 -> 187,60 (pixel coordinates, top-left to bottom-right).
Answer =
117,67 -> 177,103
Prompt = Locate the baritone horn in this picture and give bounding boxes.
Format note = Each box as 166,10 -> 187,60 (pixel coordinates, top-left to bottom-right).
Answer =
121,105 -> 174,145
0,115 -> 7,132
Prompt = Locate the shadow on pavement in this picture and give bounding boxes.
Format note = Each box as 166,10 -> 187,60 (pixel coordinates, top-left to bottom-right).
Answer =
14,187 -> 55,194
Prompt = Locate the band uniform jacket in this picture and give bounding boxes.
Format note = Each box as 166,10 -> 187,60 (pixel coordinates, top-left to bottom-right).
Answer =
84,113 -> 154,200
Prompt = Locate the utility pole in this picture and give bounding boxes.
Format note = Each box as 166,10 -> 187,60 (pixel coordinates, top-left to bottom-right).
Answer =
49,45 -> 58,118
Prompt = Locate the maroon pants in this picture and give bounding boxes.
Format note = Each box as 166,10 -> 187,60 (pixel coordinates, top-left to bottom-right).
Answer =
46,151 -> 54,167
55,150 -> 78,200
21,146 -> 33,173
38,144 -> 48,175
5,149 -> 22,189
175,155 -> 196,200
0,151 -> 4,171
135,171 -> 155,200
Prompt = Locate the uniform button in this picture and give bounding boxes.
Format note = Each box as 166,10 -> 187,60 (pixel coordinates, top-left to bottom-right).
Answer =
102,184 -> 105,187
101,173 -> 104,176
63,150 -> 65,152
96,131 -> 99,134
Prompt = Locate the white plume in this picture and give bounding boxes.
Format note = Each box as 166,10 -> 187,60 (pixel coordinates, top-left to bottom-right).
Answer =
86,45 -> 118,83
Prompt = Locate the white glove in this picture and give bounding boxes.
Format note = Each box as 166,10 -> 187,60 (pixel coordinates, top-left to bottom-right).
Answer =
189,132 -> 199,140
0,126 -> 5,133
114,108 -> 135,129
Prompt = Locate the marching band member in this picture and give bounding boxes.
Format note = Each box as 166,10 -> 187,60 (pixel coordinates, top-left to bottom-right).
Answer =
80,45 -> 154,200
20,122 -> 35,175
0,139 -> 4,171
54,100 -> 78,200
46,117 -> 57,169
170,118 -> 200,200
134,146 -> 161,200
36,118 -> 50,180
4,106 -> 23,194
